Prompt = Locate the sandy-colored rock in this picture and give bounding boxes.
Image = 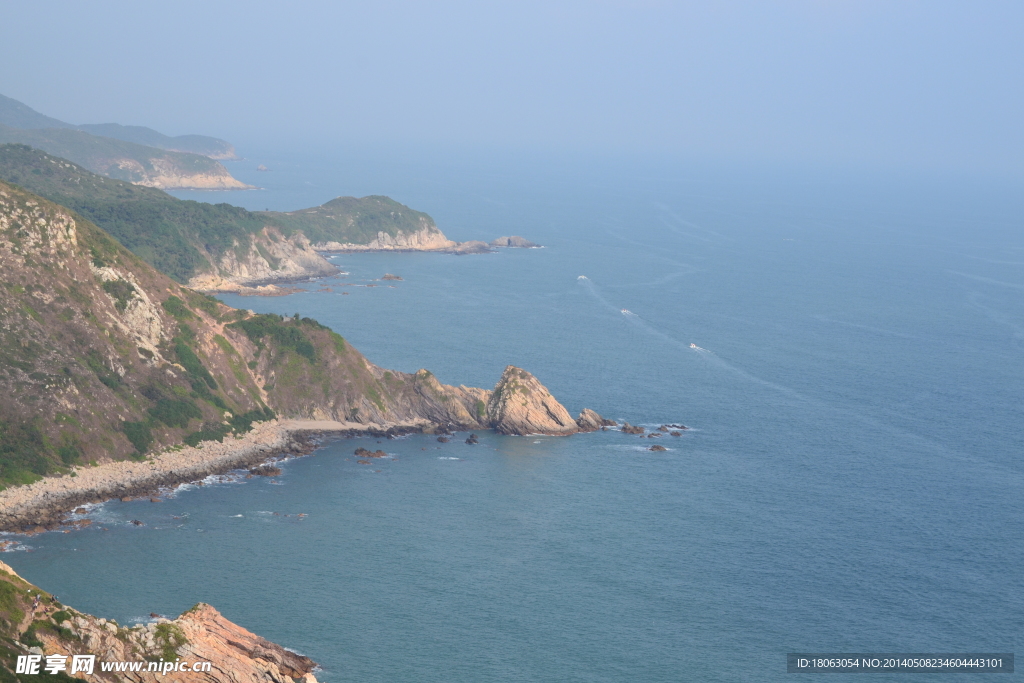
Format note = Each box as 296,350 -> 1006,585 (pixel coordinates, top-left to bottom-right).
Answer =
576,408 -> 616,432
0,561 -> 318,683
486,366 -> 579,436
490,235 -> 539,248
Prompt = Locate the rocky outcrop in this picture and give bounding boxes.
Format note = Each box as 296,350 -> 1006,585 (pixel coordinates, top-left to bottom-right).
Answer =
0,560 -> 318,683
313,225 -> 458,252
576,408 -> 617,432
491,235 -> 539,248
486,366 -> 580,436
188,227 -> 338,292
313,227 -> 494,255
111,157 -> 251,190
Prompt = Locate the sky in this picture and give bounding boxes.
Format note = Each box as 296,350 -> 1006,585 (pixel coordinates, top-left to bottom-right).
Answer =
2,0 -> 1022,178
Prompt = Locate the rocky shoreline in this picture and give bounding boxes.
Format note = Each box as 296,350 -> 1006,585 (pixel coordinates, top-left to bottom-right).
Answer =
0,419 -> 427,534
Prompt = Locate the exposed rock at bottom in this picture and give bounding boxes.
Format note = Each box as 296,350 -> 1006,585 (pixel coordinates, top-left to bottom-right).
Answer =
354,447 -> 387,458
0,560 -> 319,683
249,465 -> 282,477
620,423 -> 645,435
649,445 -> 668,452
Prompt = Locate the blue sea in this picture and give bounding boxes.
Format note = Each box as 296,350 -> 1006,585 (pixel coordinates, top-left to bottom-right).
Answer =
6,148 -> 1023,681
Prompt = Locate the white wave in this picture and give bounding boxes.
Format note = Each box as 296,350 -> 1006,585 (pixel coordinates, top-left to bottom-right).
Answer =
577,275 -> 588,280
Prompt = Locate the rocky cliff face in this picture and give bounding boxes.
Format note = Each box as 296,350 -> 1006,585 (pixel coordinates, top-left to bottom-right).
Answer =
0,561 -> 318,683
126,164 -> 250,191
188,227 -> 339,292
313,223 -> 456,252
486,366 -> 581,435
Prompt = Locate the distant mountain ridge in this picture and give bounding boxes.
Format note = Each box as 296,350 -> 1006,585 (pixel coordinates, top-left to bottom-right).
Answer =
0,93 -> 237,158
0,94 -> 244,189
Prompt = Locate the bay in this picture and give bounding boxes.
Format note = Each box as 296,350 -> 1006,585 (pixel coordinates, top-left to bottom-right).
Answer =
7,149 -> 1023,682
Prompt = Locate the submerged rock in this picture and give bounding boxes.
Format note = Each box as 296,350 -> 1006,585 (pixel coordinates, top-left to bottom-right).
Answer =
354,447 -> 387,458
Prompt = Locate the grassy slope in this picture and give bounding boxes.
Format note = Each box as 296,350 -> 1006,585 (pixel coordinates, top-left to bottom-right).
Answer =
0,145 -> 444,282
0,178 -> 276,484
263,195 -> 440,244
0,145 -> 266,282
0,126 -> 225,184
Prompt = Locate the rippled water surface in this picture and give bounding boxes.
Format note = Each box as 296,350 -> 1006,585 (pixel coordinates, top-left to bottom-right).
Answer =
7,153 -> 1023,681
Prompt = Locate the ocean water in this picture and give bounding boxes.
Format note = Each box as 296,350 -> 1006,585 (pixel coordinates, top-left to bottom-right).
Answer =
6,150 -> 1023,682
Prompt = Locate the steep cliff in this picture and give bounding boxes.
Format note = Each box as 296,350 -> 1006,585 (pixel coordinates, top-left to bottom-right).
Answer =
0,560 -> 318,683
487,366 -> 580,435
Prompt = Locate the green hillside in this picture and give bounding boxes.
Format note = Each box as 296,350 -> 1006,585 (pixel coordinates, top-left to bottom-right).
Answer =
0,145 -> 443,283
0,125 -> 227,185
0,144 -> 264,282
265,195 -> 439,244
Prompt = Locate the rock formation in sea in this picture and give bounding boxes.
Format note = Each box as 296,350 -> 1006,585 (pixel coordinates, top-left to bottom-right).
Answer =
490,235 -> 540,248
576,408 -> 618,432
486,366 -> 580,436
0,560 -> 318,683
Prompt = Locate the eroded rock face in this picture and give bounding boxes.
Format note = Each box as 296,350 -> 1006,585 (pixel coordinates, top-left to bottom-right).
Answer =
189,227 -> 338,292
575,408 -> 616,432
486,366 -> 579,436
0,560 -> 318,683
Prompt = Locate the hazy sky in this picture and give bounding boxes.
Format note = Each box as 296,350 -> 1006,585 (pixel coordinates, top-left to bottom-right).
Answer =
3,1 -> 1022,177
